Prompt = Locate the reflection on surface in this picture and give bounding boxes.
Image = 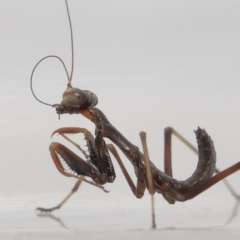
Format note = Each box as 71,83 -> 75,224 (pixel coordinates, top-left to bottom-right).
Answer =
34,195 -> 240,231
0,193 -> 240,240
36,211 -> 68,229
32,173 -> 240,231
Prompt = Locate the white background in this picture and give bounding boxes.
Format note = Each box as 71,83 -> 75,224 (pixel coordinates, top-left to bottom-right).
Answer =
0,0 -> 240,238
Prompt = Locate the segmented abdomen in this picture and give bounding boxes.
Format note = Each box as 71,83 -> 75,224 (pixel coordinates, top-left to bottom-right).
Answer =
183,127 -> 216,187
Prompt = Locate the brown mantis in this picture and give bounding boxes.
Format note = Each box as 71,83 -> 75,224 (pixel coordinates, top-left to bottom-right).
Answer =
30,0 -> 240,229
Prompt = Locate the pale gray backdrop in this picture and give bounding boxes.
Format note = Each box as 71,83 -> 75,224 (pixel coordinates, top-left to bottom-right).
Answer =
0,0 -> 240,235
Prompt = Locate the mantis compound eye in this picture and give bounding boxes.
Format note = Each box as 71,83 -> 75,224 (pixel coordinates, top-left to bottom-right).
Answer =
61,87 -> 98,109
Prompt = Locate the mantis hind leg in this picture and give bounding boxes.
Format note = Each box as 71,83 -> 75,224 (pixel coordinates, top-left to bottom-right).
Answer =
179,162 -> 240,200
164,127 -> 239,199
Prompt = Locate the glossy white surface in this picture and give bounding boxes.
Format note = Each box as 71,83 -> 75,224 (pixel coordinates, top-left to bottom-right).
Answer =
0,193 -> 239,239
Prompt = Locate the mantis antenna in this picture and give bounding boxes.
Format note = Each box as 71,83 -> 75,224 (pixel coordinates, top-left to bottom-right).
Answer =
30,0 -> 74,106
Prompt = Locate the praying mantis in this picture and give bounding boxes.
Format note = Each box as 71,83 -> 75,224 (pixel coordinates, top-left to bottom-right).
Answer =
30,0 -> 240,229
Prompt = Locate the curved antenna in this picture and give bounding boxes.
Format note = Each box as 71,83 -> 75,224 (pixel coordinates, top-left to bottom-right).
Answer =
30,0 -> 75,106
30,55 -> 70,106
